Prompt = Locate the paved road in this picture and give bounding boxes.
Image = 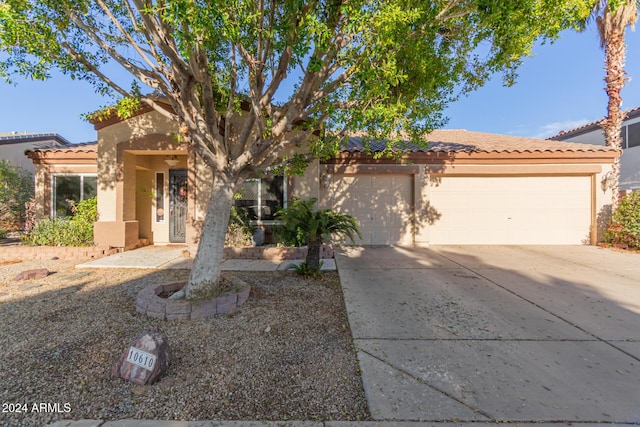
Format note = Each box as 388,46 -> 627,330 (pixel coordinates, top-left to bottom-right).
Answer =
336,245 -> 640,424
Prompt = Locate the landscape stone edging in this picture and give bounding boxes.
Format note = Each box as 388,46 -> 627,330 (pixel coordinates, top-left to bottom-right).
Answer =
0,243 -> 333,261
222,244 -> 333,260
0,245 -> 117,261
136,278 -> 251,321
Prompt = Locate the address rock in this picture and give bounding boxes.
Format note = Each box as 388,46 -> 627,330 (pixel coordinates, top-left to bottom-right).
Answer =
113,328 -> 171,385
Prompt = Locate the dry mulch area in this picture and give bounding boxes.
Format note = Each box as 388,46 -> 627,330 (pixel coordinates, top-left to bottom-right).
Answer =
0,259 -> 370,427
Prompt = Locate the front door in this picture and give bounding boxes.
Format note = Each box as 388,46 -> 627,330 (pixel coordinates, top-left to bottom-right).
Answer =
169,169 -> 188,243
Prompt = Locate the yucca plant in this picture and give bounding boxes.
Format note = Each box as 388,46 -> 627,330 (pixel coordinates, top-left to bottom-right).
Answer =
276,198 -> 361,271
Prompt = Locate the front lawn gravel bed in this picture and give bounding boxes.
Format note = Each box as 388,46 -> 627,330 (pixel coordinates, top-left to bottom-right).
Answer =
0,259 -> 370,427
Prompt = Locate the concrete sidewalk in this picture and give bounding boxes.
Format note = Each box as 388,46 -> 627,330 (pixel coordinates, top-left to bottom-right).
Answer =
336,245 -> 640,424
45,420 -> 623,427
75,245 -> 336,271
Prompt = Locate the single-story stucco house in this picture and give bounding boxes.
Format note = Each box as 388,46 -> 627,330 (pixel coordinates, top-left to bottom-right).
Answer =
25,104 -> 620,250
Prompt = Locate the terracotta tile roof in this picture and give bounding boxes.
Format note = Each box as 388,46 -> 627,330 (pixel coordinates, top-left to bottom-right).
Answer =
344,130 -> 620,154
548,106 -> 640,139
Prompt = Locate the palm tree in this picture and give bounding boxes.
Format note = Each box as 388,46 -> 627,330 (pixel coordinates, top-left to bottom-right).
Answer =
592,0 -> 638,209
276,198 -> 361,271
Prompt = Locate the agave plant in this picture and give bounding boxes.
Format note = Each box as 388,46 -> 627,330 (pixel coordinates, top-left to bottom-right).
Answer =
276,198 -> 360,271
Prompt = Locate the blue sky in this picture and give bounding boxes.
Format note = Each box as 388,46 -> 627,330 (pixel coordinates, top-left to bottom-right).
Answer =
1,25 -> 639,143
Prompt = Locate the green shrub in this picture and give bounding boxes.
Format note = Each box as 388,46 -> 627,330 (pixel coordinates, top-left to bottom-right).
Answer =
23,197 -> 98,246
225,205 -> 253,247
0,228 -> 7,239
605,191 -> 640,249
271,224 -> 306,247
276,198 -> 360,270
0,160 -> 34,230
287,260 -> 324,278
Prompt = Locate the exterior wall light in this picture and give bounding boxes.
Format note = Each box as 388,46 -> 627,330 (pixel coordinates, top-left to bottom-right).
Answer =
165,155 -> 179,167
601,171 -> 615,191
320,172 -> 332,189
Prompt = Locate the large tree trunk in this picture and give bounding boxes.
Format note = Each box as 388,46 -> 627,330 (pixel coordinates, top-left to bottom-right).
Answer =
602,26 -> 626,211
183,172 -> 237,299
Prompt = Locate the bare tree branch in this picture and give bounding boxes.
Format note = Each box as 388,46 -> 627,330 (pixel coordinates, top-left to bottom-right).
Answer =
259,1 -> 276,79
62,42 -> 132,98
131,0 -> 192,79
259,2 -> 315,108
236,42 -> 266,144
140,96 -> 178,122
68,13 -> 169,92
95,0 -> 163,76
435,0 -> 461,21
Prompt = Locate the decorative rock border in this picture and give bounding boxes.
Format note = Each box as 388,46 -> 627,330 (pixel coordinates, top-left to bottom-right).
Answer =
222,244 -> 334,260
0,245 -> 118,261
135,276 -> 250,321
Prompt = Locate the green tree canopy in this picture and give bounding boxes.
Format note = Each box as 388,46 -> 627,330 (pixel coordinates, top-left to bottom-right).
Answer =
1,0 -> 592,157
0,0 -> 594,295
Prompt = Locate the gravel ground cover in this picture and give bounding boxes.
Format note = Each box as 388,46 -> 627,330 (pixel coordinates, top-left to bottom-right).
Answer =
0,259 -> 370,427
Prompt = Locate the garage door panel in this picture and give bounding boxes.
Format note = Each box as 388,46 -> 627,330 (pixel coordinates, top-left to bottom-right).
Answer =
329,174 -> 413,245
428,176 -> 591,245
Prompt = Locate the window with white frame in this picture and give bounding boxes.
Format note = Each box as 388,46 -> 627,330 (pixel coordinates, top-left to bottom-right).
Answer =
234,176 -> 285,222
51,174 -> 97,217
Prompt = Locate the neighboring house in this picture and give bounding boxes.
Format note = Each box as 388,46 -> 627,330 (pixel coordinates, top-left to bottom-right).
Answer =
549,106 -> 640,191
0,132 -> 71,173
25,105 -> 619,249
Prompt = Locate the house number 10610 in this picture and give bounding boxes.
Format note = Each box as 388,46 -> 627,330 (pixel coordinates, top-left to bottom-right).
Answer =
126,347 -> 156,371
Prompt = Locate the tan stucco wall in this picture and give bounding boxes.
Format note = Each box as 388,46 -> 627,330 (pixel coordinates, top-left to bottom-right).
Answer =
94,220 -> 139,249
93,110 -> 195,247
1,142 -> 37,173
193,151 -> 213,222
291,159 -> 320,201
136,168 -> 153,241
33,163 -> 47,219
96,110 -> 180,223
596,162 -> 616,240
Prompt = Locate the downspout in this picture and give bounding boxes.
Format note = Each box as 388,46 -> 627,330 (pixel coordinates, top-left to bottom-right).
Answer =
590,173 -> 597,245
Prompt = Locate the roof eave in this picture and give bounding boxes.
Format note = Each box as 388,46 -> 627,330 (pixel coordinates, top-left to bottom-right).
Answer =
549,106 -> 640,140
89,98 -> 174,130
0,134 -> 72,146
327,149 -> 620,165
26,150 -> 98,165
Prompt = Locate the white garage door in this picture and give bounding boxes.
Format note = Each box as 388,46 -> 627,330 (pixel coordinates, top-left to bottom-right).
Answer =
427,176 -> 592,244
327,174 -> 413,245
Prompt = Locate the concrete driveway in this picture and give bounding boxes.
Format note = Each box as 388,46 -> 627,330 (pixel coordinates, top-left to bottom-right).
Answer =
336,245 -> 640,424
